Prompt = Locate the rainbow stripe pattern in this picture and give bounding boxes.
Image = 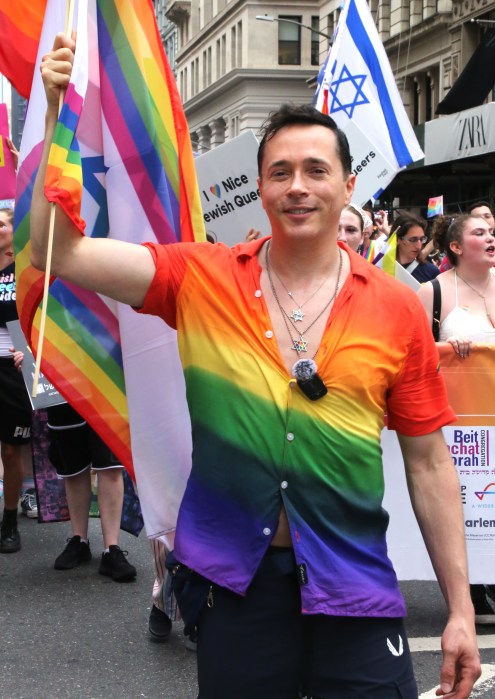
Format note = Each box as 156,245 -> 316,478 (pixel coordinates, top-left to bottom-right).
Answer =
139,238 -> 454,615
97,0 -> 204,244
15,0 -> 204,479
44,83 -> 86,232
427,195 -> 444,219
0,1 -> 46,98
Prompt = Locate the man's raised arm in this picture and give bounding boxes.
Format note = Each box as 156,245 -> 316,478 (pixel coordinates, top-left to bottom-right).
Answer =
30,33 -> 155,308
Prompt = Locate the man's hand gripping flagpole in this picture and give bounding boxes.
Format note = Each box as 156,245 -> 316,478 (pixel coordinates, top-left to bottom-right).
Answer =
32,0 -> 75,397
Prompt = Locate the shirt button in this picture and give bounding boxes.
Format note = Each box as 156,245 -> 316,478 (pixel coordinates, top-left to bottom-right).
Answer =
287,432 -> 294,442
254,289 -> 262,298
281,480 -> 288,489
263,527 -> 271,536
265,330 -> 273,339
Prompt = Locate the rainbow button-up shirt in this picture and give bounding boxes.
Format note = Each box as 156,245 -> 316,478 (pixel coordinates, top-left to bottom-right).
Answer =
139,237 -> 455,617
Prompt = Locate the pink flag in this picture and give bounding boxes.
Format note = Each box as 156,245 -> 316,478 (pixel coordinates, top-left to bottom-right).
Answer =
0,104 -> 16,199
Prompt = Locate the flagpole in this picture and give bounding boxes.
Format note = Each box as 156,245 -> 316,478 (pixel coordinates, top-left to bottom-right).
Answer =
31,0 -> 75,398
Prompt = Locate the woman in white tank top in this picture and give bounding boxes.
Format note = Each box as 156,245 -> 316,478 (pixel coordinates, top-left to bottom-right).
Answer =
418,213 -> 495,358
418,212 -> 495,625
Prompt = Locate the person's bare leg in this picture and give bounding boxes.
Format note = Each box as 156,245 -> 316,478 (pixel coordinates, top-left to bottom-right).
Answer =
64,469 -> 92,539
96,468 -> 123,548
1,443 -> 24,552
1,442 -> 24,510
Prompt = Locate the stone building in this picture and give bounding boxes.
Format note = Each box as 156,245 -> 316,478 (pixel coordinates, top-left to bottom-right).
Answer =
163,0 -> 495,210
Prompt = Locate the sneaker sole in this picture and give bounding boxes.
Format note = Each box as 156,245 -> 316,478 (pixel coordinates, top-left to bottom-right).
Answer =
149,626 -> 172,642
53,558 -> 91,570
0,543 -> 21,553
22,510 -> 38,519
98,567 -> 136,582
54,555 -> 92,570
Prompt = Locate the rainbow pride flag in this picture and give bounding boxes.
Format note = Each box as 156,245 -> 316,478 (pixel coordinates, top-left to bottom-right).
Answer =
363,239 -> 375,263
0,2 -> 46,98
15,0 -> 204,536
427,195 -> 443,219
44,84 -> 86,233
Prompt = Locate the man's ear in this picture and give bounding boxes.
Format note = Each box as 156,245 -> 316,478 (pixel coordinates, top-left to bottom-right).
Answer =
343,174 -> 356,206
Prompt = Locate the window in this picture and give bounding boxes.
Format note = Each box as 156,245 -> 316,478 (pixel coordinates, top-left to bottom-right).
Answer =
203,47 -> 212,87
230,115 -> 239,138
311,16 -> 320,66
237,21 -> 242,68
278,16 -> 301,65
231,25 -> 237,68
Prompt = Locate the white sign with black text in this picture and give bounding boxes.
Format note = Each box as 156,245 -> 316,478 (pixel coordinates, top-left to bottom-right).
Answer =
194,131 -> 270,247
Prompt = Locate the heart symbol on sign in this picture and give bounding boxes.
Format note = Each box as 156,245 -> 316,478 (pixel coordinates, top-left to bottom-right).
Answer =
209,184 -> 221,197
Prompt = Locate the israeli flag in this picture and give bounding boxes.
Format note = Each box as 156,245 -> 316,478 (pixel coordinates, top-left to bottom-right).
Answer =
315,0 -> 423,202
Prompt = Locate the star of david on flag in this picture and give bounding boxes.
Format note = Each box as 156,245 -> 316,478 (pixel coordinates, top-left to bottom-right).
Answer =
315,0 -> 423,204
329,64 -> 369,118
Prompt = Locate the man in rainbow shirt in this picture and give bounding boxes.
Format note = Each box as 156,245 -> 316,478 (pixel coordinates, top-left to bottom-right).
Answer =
31,34 -> 480,699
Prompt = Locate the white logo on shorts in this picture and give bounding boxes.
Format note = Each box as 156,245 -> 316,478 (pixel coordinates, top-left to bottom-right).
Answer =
387,635 -> 404,657
14,426 -> 31,439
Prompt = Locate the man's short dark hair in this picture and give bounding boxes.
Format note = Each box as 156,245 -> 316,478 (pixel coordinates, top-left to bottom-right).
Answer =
467,200 -> 492,214
257,104 -> 352,178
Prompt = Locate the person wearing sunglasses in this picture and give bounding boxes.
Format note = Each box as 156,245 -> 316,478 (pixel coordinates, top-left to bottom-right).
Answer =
392,213 -> 440,283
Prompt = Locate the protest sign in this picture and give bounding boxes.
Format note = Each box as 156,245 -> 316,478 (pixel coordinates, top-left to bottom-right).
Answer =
6,320 -> 66,410
384,345 -> 495,582
195,131 -> 270,246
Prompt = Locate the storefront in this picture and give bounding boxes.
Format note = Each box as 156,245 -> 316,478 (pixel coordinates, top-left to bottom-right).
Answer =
379,102 -> 495,216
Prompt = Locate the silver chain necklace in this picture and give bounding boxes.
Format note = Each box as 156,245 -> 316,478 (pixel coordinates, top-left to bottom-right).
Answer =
265,241 -> 343,355
455,270 -> 494,325
269,258 -> 333,322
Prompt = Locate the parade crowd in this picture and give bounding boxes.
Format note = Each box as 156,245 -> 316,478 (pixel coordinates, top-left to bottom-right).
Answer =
2,30 -> 495,699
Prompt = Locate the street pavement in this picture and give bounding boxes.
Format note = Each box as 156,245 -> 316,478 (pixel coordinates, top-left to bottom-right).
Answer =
1,514 -> 494,698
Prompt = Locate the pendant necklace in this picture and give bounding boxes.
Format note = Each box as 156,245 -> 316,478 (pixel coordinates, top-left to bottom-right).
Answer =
265,241 -> 343,355
456,270 -> 494,326
268,253 -> 332,322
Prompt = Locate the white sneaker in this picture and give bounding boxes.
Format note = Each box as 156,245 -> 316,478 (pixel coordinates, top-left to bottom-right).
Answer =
20,489 -> 38,519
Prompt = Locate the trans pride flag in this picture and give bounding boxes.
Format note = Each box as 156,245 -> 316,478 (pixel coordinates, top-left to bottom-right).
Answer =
15,0 -> 204,539
0,1 -> 46,98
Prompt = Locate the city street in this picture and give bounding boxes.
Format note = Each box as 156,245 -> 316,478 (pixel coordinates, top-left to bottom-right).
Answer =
1,515 -> 494,698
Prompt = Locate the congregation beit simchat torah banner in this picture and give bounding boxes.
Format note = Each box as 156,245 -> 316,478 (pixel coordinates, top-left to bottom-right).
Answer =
383,345 -> 495,582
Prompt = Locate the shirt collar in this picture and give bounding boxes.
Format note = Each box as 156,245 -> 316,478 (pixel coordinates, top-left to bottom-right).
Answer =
234,236 -> 370,283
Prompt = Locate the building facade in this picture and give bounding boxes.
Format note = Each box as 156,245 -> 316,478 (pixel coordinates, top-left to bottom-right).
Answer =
164,0 -> 495,211
165,1 -> 323,152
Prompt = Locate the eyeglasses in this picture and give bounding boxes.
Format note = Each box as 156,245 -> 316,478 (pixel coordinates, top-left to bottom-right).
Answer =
402,236 -> 427,244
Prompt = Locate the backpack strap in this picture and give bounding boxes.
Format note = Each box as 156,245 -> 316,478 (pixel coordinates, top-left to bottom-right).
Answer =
431,277 -> 441,341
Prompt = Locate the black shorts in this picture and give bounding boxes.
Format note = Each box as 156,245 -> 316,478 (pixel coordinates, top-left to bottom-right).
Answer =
0,357 -> 32,444
47,404 -> 121,478
197,549 -> 418,699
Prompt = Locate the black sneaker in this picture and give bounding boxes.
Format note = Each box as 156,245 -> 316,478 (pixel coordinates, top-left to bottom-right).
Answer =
148,604 -> 172,642
473,594 -> 495,625
54,536 -> 92,570
0,523 -> 21,553
99,545 -> 136,582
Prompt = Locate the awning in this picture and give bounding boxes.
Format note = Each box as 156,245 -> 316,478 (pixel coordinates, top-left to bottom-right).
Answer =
436,29 -> 495,115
